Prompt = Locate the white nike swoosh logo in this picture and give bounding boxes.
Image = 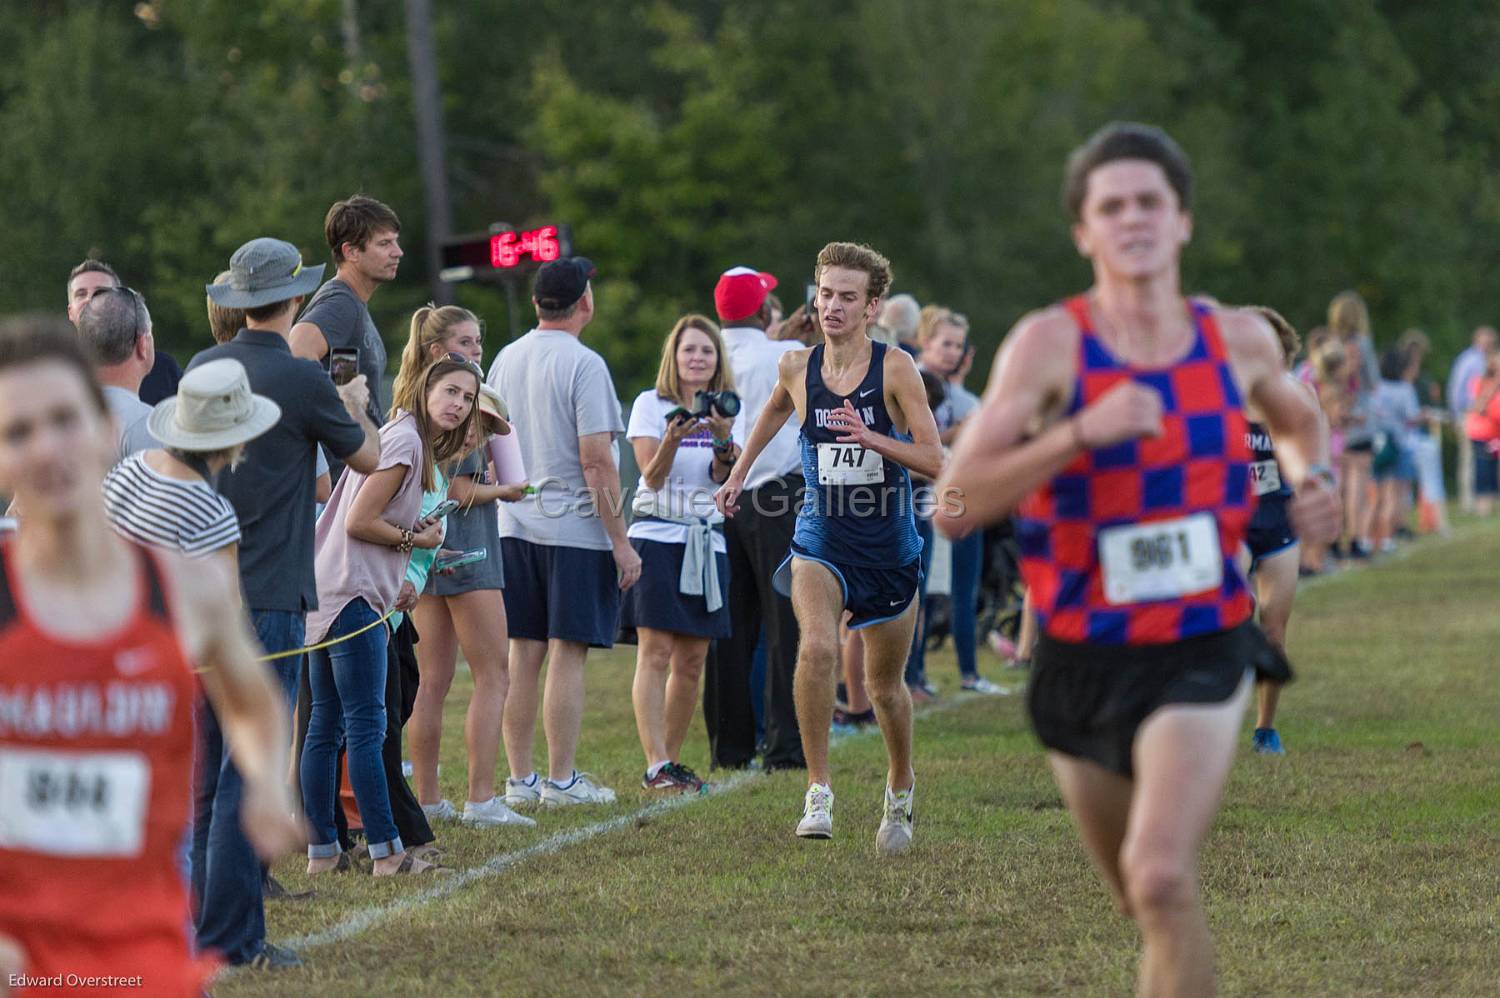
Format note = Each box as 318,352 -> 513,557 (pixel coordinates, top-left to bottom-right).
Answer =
860,389 -> 876,398
889,599 -> 903,606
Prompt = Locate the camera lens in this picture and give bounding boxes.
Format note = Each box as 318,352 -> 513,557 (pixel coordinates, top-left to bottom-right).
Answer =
713,391 -> 742,418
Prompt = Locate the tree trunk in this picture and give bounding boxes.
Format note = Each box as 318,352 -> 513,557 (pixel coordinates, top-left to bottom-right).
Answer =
403,0 -> 453,304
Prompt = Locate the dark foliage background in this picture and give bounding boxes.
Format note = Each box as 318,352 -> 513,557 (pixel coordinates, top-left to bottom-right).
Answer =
5,0 -> 1497,396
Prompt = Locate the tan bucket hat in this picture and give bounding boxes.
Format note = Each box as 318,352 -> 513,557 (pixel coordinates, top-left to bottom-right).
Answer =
147,358 -> 281,451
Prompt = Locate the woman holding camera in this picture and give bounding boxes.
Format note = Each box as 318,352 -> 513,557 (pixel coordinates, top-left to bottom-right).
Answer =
394,305 -> 533,828
624,314 -> 739,792
301,353 -> 480,875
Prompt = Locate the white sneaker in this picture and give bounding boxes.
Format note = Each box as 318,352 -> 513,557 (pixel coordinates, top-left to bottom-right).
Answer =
876,783 -> 914,855
504,774 -> 542,809
461,796 -> 538,828
540,772 -> 617,806
959,676 -> 1010,696
796,783 -> 835,839
420,799 -> 457,821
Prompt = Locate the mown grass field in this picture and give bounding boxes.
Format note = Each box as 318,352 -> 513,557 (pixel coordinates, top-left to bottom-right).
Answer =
219,518 -> 1500,997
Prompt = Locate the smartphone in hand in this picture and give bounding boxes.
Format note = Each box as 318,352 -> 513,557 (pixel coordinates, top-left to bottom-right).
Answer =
435,547 -> 487,572
330,347 -> 360,386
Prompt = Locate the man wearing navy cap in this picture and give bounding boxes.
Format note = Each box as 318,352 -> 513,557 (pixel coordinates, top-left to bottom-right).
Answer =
706,266 -> 806,771
486,257 -> 640,807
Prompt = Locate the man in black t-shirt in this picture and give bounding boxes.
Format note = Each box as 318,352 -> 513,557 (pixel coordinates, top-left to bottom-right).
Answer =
186,236 -> 380,971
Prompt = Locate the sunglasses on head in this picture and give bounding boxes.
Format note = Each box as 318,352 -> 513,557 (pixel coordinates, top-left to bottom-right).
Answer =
93,285 -> 141,301
442,352 -> 484,378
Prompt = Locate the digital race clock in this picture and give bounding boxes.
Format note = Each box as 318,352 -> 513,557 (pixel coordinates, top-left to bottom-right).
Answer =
440,223 -> 573,282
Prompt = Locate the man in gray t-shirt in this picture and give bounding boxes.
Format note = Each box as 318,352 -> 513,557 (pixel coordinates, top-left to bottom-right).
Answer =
76,286 -> 161,460
290,195 -> 402,479
485,257 -> 640,808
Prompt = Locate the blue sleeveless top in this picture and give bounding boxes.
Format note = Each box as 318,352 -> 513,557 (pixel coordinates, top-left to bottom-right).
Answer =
792,341 -> 922,568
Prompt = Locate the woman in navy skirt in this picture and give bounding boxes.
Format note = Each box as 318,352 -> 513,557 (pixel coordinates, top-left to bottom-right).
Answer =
623,314 -> 739,792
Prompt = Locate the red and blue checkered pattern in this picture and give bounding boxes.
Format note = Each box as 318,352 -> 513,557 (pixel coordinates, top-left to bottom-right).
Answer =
1016,296 -> 1254,645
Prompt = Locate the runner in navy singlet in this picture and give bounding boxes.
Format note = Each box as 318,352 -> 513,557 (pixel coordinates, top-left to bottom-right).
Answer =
1239,305 -> 1329,756
717,242 -> 942,854
936,125 -> 1341,994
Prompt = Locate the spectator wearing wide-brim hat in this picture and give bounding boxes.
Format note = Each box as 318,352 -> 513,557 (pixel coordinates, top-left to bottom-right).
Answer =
103,358 -> 279,563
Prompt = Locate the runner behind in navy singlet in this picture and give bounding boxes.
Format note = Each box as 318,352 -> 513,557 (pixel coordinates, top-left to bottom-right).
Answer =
716,242 -> 944,855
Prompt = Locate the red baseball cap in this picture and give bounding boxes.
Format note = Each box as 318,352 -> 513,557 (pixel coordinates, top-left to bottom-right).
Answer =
714,266 -> 778,323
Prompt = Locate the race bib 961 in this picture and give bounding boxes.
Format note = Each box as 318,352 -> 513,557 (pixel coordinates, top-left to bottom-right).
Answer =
1098,513 -> 1223,605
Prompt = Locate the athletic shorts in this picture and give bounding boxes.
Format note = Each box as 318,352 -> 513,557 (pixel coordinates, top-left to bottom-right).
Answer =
1026,621 -> 1292,778
773,542 -> 921,630
1247,493 -> 1298,565
499,537 -> 620,648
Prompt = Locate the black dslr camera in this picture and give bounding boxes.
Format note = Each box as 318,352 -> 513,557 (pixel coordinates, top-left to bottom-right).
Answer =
667,390 -> 741,425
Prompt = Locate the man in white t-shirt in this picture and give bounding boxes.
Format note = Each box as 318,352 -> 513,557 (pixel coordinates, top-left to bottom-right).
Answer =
487,257 -> 641,807
708,266 -> 806,770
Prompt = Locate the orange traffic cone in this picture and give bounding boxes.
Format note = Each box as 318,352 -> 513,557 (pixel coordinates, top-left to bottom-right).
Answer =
339,756 -> 363,832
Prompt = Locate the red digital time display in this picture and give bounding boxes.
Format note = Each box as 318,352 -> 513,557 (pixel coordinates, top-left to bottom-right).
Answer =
490,226 -> 563,269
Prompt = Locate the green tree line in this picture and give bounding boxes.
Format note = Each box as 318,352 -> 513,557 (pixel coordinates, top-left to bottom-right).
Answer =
4,0 -> 1499,395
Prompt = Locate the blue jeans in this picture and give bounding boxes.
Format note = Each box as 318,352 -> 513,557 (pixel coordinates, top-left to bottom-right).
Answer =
192,608 -> 303,964
946,531 -> 983,679
300,599 -> 402,860
904,517 -> 936,686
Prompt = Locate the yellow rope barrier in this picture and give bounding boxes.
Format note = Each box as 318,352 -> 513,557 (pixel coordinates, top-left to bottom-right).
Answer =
256,609 -> 399,661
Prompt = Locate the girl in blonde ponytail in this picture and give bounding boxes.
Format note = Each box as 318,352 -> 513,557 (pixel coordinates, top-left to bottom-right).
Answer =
390,304 -> 483,418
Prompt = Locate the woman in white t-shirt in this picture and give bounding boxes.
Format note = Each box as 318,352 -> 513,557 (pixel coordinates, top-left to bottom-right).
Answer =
622,314 -> 740,793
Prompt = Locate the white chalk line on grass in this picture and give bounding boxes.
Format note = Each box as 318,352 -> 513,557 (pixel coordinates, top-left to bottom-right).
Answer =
269,693 -> 981,956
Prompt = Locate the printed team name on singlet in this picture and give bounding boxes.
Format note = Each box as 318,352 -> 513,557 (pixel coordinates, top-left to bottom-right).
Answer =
812,404 -> 878,430
0,680 -> 177,739
1244,421 -> 1290,498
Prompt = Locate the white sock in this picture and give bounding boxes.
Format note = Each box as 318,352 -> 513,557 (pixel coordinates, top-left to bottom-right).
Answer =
646,760 -> 672,779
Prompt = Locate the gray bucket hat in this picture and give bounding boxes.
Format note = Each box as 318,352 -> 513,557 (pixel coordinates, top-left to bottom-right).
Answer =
206,237 -> 325,308
148,359 -> 282,451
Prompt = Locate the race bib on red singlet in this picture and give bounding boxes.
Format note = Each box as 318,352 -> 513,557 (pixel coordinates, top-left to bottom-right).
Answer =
1097,512 -> 1223,605
0,747 -> 150,857
817,443 -> 883,485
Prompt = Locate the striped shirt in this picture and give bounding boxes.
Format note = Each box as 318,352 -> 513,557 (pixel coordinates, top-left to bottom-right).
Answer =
102,452 -> 241,557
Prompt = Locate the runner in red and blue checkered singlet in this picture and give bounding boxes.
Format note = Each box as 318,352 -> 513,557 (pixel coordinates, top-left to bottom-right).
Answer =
1015,294 -> 1254,646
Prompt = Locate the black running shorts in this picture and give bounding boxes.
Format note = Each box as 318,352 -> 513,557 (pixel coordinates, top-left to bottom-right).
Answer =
1026,621 -> 1292,778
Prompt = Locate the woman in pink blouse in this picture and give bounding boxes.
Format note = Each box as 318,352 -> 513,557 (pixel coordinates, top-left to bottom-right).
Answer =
301,354 -> 481,876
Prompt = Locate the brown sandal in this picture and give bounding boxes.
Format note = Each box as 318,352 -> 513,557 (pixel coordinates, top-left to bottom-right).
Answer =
307,850 -> 366,876
374,851 -> 451,876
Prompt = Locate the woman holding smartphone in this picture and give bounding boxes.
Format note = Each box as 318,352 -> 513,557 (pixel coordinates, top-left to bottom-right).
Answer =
394,305 -> 533,827
623,314 -> 738,792
301,353 -> 481,875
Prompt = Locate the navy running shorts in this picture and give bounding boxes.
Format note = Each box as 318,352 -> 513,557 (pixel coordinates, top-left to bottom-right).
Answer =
1246,493 -> 1298,566
773,543 -> 921,630
499,537 -> 621,648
